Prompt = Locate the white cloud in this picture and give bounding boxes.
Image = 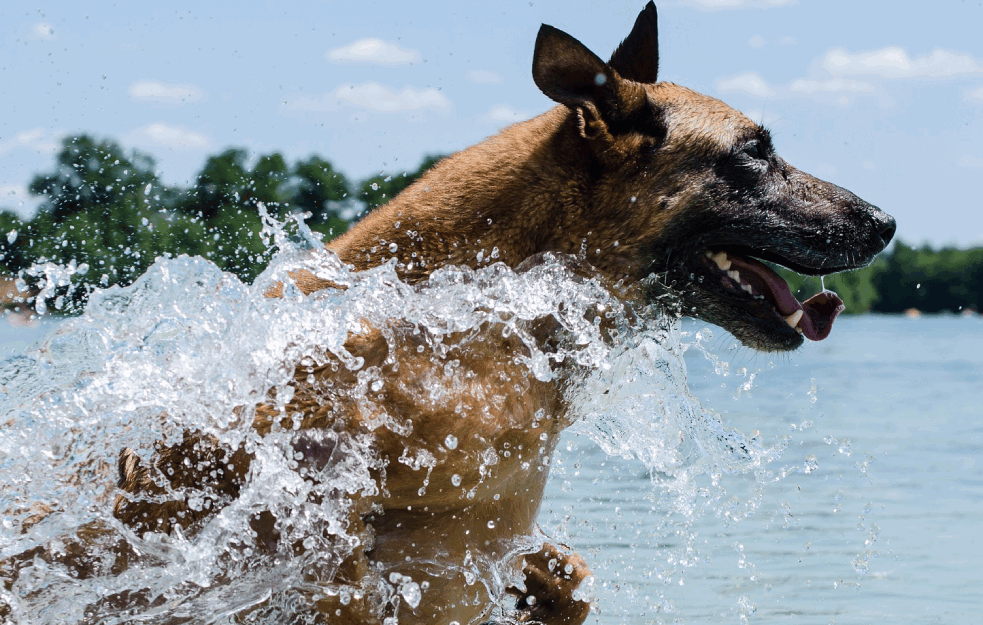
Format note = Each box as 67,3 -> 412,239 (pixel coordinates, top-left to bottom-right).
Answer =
483,105 -> 527,125
957,155 -> 983,169
126,123 -> 210,149
0,128 -> 59,156
287,83 -> 450,113
821,47 -> 983,79
788,77 -> 878,95
717,71 -> 884,107
326,38 -> 421,65
715,71 -> 775,99
129,80 -> 204,104
33,22 -> 55,39
468,70 -> 502,84
720,44 -> 983,109
680,0 -> 796,10
717,44 -> 981,108
749,35 -> 765,49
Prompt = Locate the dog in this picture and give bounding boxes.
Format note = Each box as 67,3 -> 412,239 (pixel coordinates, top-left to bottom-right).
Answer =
3,3 -> 895,624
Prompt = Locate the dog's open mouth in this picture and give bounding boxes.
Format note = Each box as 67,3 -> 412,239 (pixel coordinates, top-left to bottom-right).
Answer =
702,249 -> 846,342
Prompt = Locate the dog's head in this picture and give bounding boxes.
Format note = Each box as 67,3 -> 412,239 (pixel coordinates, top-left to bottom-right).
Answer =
532,2 -> 895,352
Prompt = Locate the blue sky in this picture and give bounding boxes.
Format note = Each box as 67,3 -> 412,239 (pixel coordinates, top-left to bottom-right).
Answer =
2,0 -> 982,247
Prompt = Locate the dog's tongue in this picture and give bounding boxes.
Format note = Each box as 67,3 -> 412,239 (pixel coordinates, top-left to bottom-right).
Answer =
726,255 -> 845,341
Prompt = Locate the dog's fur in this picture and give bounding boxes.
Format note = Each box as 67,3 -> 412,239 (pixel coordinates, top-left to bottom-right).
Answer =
4,4 -> 895,624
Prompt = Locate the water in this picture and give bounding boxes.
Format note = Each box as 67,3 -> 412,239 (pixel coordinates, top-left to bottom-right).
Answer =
543,314 -> 983,624
1,233 -> 980,623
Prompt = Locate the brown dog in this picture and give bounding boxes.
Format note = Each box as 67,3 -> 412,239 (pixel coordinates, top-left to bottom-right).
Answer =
4,3 -> 895,624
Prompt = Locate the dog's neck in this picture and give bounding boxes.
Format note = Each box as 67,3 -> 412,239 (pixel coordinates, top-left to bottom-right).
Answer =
328,108 -> 621,282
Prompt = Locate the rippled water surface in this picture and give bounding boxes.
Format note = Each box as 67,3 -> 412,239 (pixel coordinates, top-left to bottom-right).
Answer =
2,235 -> 980,624
543,314 -> 983,624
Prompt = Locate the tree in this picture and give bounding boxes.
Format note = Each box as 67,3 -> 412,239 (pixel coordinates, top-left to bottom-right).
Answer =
288,156 -> 350,223
15,135 -> 177,308
0,211 -> 26,274
29,135 -> 159,222
179,148 -> 252,220
358,154 -> 444,211
251,153 -> 289,207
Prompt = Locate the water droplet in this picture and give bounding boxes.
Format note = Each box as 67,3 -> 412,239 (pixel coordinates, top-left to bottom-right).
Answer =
388,242 -> 398,253
400,581 -> 422,609
444,434 -> 458,450
487,520 -> 496,529
451,474 -> 462,486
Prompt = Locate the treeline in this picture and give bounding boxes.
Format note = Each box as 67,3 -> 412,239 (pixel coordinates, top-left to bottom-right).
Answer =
0,134 -> 440,311
776,242 -> 983,314
1,134 -> 981,315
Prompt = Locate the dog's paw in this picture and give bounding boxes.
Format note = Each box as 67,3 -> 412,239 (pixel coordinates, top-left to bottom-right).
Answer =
512,543 -> 591,625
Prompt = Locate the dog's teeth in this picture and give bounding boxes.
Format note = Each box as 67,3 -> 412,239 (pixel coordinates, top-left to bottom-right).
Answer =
727,269 -> 741,282
785,309 -> 804,329
741,284 -> 755,295
711,251 -> 732,271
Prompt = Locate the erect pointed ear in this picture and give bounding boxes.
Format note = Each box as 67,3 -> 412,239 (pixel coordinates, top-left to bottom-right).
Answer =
532,24 -> 619,112
609,1 -> 659,84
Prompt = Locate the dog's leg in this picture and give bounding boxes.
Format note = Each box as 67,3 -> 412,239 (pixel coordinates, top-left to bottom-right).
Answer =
511,543 -> 591,625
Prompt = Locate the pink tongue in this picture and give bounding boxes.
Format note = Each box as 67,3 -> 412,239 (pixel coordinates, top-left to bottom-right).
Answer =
726,255 -> 845,341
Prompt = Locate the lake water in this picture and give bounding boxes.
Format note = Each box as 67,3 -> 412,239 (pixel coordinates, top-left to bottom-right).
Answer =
543,314 -> 983,624
1,306 -> 980,624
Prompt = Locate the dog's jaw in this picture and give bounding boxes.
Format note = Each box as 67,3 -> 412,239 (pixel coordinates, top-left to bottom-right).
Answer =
704,250 -> 845,341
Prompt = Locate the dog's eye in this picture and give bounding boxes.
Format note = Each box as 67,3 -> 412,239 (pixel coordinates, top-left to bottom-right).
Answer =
741,140 -> 765,161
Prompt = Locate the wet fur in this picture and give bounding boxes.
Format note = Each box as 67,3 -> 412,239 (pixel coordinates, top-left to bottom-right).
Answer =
3,4 -> 894,624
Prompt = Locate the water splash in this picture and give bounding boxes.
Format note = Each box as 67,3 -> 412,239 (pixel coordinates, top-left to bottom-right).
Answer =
1,214 -> 778,623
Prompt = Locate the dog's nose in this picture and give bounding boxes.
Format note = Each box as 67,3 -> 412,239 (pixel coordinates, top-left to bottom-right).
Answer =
870,207 -> 896,247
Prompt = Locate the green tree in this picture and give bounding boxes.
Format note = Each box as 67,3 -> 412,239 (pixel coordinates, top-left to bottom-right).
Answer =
28,135 -> 159,222
871,242 -> 983,313
358,154 -> 444,211
251,153 -> 289,207
287,156 -> 351,239
14,135 -> 178,308
0,211 -> 26,274
180,148 -> 251,220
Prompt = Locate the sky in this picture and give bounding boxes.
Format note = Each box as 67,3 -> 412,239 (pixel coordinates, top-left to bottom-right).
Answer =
1,0 -> 982,248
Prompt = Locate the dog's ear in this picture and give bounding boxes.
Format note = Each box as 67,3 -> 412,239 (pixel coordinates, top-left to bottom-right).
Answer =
533,24 -> 617,111
533,24 -> 637,141
609,2 -> 659,84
